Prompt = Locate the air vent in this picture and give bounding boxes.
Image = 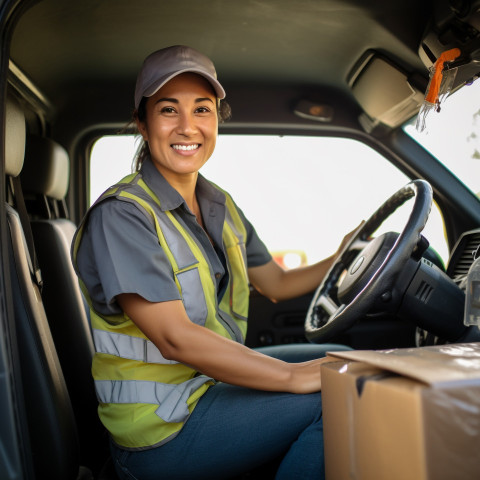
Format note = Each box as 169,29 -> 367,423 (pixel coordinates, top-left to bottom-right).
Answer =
447,230 -> 480,284
415,280 -> 433,303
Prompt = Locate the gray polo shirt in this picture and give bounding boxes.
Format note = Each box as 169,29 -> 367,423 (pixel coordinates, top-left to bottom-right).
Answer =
75,157 -> 271,316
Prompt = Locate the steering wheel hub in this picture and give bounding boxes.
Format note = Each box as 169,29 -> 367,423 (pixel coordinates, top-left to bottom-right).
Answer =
338,232 -> 399,304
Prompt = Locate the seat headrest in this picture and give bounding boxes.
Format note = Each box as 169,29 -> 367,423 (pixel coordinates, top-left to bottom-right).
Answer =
22,135 -> 70,200
5,94 -> 26,177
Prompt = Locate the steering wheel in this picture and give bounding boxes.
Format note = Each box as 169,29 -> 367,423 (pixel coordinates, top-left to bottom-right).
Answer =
305,179 -> 433,343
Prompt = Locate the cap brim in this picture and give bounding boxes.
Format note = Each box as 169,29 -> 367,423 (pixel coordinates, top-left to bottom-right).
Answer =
135,69 -> 226,109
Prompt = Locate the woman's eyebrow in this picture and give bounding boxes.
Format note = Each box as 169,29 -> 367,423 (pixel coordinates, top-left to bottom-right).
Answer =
155,97 -> 215,105
155,97 -> 178,104
195,97 -> 215,104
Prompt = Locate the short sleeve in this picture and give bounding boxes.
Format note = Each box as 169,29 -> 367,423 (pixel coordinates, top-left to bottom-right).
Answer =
75,198 -> 182,315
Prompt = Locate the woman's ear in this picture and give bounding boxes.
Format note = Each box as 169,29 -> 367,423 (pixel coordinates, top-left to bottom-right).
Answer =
135,115 -> 148,141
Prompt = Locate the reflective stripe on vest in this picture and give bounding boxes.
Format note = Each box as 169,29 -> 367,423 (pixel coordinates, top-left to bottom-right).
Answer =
93,328 -> 178,365
225,204 -> 246,247
221,195 -> 249,322
95,376 -> 211,423
72,171 -> 249,448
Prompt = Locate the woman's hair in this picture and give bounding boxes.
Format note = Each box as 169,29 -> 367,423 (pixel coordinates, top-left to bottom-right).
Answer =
131,97 -> 232,172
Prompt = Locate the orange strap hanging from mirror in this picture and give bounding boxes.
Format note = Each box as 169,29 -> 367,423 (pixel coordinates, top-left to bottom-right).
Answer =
425,48 -> 461,104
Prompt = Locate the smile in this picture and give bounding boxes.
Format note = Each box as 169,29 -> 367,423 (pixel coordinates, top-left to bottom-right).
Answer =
172,144 -> 200,151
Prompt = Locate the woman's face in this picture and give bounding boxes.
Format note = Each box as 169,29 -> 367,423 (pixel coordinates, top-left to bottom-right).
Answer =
136,73 -> 218,184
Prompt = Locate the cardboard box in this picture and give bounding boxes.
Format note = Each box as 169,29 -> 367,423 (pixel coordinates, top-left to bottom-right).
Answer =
321,343 -> 480,480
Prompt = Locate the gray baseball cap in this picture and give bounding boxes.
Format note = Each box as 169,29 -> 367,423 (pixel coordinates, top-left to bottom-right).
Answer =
134,45 -> 226,109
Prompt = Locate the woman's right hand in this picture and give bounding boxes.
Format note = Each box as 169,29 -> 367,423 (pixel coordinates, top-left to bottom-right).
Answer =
288,357 -> 336,394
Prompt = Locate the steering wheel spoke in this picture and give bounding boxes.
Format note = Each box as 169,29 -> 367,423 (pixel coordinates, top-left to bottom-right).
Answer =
312,293 -> 339,321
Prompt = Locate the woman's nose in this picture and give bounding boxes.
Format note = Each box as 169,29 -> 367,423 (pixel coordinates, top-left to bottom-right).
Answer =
177,113 -> 197,135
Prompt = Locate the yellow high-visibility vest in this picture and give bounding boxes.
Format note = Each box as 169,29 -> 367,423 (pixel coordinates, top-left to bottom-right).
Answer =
72,172 -> 250,449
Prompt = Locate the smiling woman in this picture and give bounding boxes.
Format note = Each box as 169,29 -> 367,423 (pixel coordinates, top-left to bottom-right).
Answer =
74,44 -> 355,480
134,73 -> 219,212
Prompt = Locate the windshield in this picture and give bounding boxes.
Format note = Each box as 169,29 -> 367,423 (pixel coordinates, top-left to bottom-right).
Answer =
404,79 -> 480,196
91,134 -> 450,265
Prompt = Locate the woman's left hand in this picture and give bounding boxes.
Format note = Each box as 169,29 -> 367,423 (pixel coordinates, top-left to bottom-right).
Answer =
333,220 -> 365,260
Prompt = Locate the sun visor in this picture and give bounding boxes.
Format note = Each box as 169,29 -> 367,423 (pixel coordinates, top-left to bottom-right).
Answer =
348,52 -> 424,130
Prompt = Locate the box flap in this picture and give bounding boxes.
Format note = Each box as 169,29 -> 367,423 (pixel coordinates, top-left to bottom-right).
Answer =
327,342 -> 480,386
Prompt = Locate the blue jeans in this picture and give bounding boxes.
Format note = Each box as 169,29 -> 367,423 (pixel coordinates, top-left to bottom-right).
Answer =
110,343 -> 350,480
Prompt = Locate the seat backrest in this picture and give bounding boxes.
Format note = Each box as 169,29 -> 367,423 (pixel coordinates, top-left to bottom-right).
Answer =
5,94 -> 87,480
21,134 -> 110,475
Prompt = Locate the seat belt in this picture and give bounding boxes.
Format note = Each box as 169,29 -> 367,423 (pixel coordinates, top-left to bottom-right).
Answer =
11,175 -> 43,290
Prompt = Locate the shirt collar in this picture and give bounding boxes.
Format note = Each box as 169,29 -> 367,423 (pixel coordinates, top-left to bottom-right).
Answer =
196,174 -> 226,206
139,156 -> 226,211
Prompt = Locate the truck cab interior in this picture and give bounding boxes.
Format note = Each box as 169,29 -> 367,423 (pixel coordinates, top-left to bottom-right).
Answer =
2,0 -> 480,479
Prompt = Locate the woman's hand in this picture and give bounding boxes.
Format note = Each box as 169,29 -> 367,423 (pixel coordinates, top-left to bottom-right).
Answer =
287,356 -> 336,394
333,220 -> 365,260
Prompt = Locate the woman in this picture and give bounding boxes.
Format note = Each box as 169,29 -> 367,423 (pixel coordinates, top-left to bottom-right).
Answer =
72,45 -> 355,480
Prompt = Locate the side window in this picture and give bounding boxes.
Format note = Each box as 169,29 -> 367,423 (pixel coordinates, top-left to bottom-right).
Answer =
90,135 -> 139,204
90,135 -> 449,266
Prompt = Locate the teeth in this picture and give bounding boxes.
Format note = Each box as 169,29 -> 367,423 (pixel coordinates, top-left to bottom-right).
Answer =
172,144 -> 199,151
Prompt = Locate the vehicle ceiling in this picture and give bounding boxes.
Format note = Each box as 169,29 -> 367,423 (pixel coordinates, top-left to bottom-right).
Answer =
9,0 -> 431,137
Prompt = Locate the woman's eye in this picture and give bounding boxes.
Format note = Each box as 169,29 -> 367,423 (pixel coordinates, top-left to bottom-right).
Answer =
196,106 -> 211,114
161,106 -> 176,114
